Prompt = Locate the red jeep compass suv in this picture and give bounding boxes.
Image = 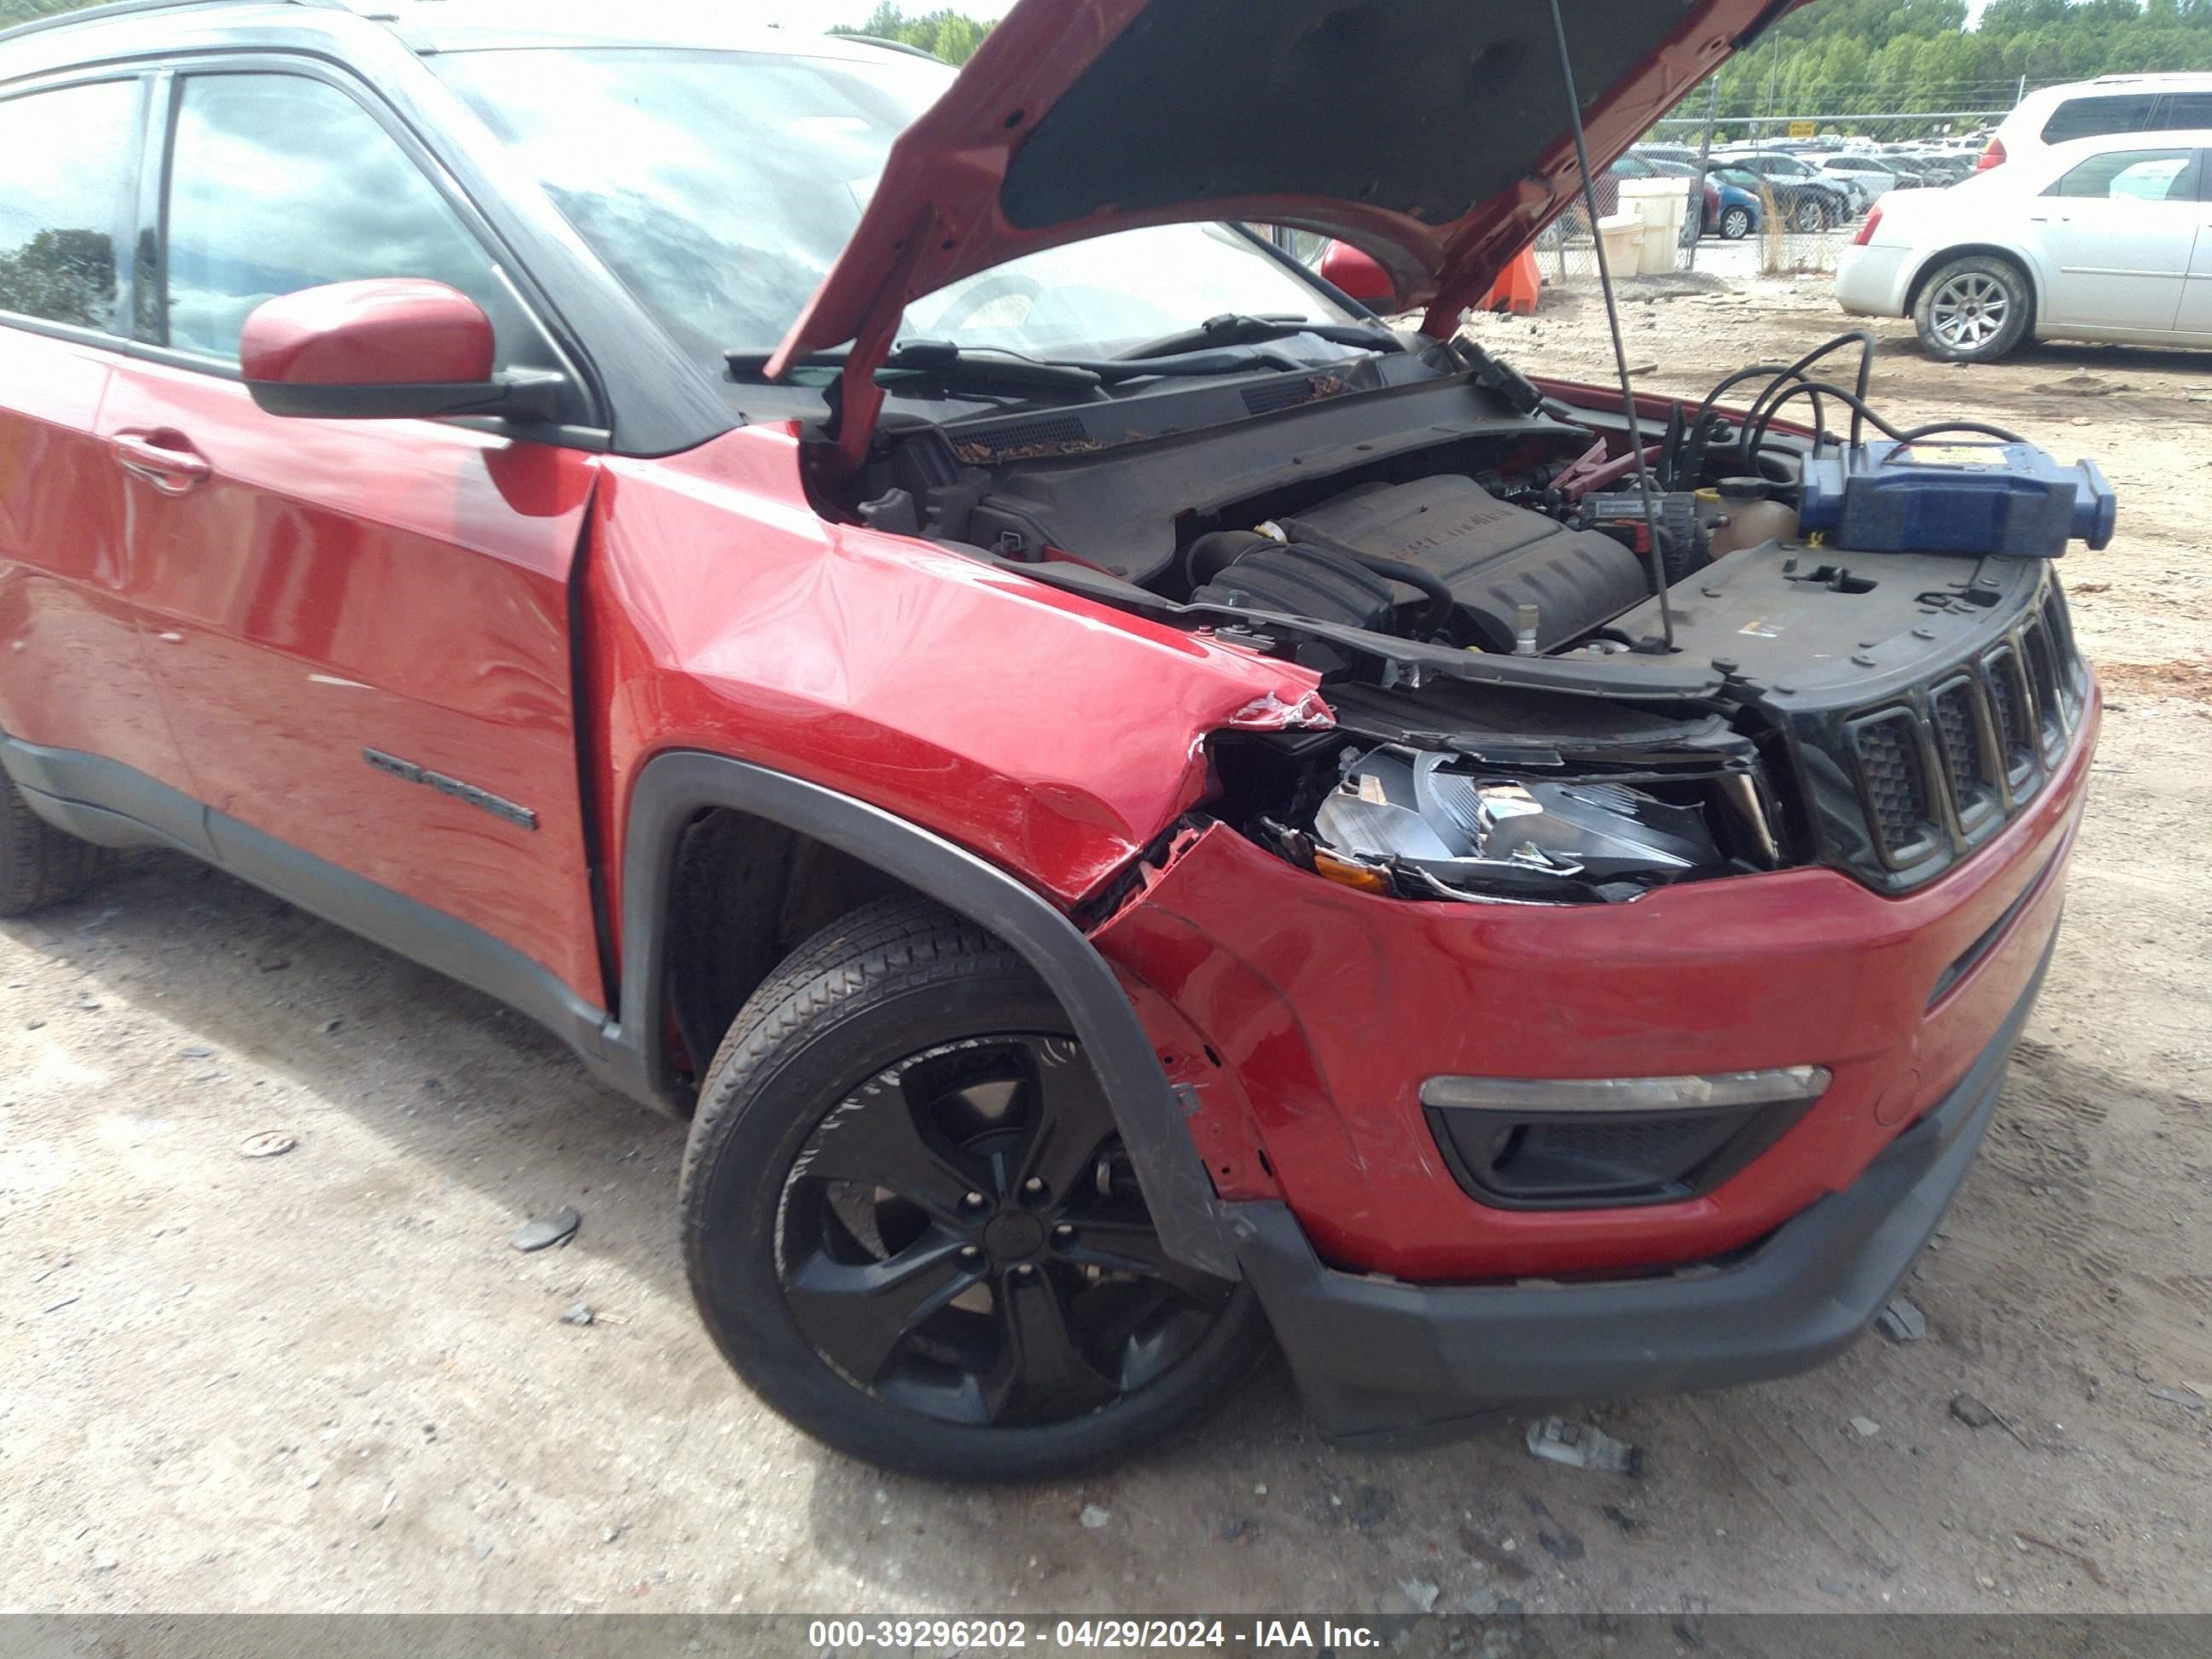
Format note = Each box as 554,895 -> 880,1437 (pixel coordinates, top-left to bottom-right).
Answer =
0,0 -> 2097,1479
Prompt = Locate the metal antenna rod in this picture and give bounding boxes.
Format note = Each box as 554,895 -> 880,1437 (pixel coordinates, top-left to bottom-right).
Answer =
1543,0 -> 1677,652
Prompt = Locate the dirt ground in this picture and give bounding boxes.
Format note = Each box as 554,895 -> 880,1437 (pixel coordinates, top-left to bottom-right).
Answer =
4,274 -> 2209,1621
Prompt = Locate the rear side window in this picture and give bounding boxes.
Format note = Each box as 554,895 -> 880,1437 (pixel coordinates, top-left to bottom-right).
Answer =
2040,94 -> 2157,145
2046,148 -> 2198,202
2160,91 -> 2212,129
163,73 -> 545,365
0,79 -> 140,334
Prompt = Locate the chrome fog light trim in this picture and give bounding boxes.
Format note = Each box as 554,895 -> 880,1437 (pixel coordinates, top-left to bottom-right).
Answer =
1419,1066 -> 1832,1115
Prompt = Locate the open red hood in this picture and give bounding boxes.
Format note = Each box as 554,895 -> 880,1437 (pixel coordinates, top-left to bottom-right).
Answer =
772,0 -> 1802,464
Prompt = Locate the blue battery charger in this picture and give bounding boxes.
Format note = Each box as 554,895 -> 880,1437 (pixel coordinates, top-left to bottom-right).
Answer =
1797,439 -> 2116,558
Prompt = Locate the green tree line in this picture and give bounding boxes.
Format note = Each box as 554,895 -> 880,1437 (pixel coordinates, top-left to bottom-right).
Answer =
829,3 -> 994,65
1689,0 -> 2212,137
0,0 -> 102,21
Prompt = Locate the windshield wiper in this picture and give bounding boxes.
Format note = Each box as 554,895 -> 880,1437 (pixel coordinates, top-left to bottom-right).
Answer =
726,339 -> 1104,393
1115,311 -> 1401,362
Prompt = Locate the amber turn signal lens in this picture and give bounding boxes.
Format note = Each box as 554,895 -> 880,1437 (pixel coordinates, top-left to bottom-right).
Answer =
1312,851 -> 1391,894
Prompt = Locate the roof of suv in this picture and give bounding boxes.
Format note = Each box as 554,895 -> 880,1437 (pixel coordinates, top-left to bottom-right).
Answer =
2070,71 -> 2212,87
2006,70 -> 2212,109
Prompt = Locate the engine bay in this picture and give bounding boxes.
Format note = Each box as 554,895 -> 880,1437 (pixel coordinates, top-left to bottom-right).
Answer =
1186,474 -> 1654,655
839,331 -> 2101,907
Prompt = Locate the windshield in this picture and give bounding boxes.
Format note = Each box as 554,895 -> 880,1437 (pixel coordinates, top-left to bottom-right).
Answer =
434,46 -> 1353,365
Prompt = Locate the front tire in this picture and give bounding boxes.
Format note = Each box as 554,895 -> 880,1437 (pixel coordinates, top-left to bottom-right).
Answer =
1720,205 -> 1752,241
679,895 -> 1270,1481
1913,254 -> 2030,362
1790,196 -> 1826,233
0,769 -> 102,917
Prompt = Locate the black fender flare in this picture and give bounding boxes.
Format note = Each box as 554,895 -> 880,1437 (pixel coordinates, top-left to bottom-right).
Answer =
607,750 -> 1238,1279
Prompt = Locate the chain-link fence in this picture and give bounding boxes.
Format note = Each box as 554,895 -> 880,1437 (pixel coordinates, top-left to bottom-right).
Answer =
1265,179 -> 1859,300
1534,180 -> 1855,285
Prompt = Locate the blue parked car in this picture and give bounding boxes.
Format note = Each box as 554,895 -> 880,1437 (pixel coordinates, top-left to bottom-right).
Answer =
1628,154 -> 1764,242
1704,175 -> 1763,240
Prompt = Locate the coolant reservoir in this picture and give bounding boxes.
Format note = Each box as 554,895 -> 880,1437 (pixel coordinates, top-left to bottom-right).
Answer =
1703,479 -> 1799,558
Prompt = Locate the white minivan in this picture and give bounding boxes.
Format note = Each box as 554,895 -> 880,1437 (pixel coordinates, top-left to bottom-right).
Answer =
1978,73 -> 2212,174
1837,129 -> 2212,361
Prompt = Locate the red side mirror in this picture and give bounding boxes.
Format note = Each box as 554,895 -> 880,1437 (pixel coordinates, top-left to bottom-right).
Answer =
240,278 -> 559,422
1318,241 -> 1400,310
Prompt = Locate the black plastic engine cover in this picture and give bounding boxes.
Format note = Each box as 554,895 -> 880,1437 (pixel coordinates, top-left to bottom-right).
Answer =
1190,540 -> 1398,632
1281,475 -> 1650,651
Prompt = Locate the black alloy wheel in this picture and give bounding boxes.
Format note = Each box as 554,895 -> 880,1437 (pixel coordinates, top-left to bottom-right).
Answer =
680,896 -> 1270,1479
777,1033 -> 1233,1427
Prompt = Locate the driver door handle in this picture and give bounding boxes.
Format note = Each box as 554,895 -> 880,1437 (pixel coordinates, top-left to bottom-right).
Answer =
109,430 -> 212,494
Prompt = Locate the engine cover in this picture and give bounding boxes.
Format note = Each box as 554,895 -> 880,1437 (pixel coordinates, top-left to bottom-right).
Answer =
1279,475 -> 1650,651
1189,539 -> 1398,633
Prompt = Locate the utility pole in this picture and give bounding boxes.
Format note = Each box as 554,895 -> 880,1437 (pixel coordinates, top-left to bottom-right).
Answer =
1686,74 -> 1720,272
1765,34 -> 1780,125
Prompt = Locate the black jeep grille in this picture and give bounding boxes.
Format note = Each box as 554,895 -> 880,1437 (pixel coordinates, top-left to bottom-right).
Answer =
1830,580 -> 2088,885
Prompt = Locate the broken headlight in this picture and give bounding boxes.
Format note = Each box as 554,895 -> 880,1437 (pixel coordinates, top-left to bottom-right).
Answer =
1305,746 -> 1725,903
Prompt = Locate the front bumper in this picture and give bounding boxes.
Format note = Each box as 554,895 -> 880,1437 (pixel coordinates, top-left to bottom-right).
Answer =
1230,928 -> 2052,1443
1093,699 -> 2090,1283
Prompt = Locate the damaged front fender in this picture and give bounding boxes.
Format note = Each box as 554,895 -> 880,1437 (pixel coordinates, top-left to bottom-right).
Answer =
586,424 -> 1332,914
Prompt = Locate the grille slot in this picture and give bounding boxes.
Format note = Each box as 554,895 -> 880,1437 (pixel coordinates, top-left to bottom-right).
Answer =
1930,675 -> 1999,830
2041,589 -> 2082,718
2020,615 -> 2066,754
1849,708 -> 1940,864
1982,644 -> 2038,793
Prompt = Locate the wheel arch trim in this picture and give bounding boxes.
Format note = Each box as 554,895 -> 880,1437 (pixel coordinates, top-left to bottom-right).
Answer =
613,750 -> 1239,1279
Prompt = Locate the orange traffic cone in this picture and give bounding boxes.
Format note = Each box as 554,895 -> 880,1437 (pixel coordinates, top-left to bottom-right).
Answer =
1478,248 -> 1542,316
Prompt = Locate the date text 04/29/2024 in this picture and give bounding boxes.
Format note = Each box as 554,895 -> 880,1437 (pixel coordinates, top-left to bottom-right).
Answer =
804,1619 -> 1388,1650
